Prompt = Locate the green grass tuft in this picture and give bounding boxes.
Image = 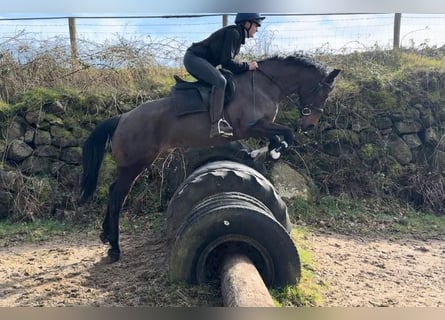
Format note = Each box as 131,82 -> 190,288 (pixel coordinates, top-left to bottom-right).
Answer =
271,227 -> 325,306
0,219 -> 89,246
289,196 -> 445,238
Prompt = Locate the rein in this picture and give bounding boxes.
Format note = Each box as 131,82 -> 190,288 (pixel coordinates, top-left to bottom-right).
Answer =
256,68 -> 328,116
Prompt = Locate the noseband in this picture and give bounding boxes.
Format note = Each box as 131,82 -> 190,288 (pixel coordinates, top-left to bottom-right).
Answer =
257,68 -> 330,116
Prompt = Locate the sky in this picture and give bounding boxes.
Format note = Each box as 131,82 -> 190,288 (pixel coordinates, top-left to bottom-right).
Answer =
1,0 -> 445,15
1,14 -> 443,51
0,2 -> 444,66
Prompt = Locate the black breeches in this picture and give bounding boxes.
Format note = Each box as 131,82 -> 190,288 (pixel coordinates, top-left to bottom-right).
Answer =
183,51 -> 227,90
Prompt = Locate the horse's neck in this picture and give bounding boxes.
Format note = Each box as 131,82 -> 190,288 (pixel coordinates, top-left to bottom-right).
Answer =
243,70 -> 281,102
257,63 -> 293,96
259,61 -> 314,95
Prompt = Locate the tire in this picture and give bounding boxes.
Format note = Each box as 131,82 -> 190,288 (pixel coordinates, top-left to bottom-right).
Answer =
169,194 -> 301,287
189,192 -> 274,221
166,160 -> 291,237
183,141 -> 267,175
161,142 -> 267,202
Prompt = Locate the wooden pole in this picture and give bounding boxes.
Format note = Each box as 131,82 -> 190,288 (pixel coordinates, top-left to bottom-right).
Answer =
222,14 -> 228,27
393,13 -> 402,50
68,17 -> 78,68
220,254 -> 275,307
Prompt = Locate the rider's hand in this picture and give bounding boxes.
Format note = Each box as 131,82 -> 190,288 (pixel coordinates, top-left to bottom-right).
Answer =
248,61 -> 259,70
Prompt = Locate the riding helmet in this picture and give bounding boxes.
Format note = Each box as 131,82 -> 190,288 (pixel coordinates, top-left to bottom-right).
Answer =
235,13 -> 266,26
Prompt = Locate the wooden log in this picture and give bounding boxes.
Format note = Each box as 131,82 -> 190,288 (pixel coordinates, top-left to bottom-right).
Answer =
220,253 -> 275,307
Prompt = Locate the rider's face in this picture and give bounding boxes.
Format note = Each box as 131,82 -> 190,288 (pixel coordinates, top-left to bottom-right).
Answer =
246,21 -> 259,38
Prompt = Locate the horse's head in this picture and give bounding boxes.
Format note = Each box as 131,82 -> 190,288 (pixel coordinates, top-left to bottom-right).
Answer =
259,56 -> 340,133
298,68 -> 340,132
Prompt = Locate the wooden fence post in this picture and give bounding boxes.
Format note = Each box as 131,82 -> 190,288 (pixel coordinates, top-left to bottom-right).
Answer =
222,14 -> 228,27
393,13 -> 402,50
68,17 -> 78,68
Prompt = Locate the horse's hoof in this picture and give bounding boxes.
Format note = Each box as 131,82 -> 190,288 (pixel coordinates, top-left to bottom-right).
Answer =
99,232 -> 109,244
270,149 -> 281,159
250,150 -> 259,158
107,249 -> 120,263
249,146 -> 268,160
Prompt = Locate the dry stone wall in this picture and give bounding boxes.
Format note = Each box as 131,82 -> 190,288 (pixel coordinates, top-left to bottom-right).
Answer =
0,101 -> 84,219
0,92 -> 444,220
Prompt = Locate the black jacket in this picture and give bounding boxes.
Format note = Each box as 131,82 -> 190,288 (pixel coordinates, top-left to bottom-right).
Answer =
187,24 -> 249,74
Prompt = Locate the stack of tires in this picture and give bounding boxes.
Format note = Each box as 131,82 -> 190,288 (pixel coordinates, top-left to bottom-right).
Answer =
167,159 -> 301,288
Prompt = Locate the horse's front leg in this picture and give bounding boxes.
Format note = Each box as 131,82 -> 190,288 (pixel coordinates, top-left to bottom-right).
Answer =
248,120 -> 294,159
268,135 -> 288,159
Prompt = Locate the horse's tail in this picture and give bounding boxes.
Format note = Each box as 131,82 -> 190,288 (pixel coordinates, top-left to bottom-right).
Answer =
79,116 -> 121,205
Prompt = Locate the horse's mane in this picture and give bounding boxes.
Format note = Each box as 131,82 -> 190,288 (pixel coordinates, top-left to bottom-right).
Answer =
260,54 -> 327,75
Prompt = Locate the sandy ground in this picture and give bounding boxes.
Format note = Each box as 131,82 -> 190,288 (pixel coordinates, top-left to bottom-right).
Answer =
307,231 -> 444,307
0,223 -> 443,307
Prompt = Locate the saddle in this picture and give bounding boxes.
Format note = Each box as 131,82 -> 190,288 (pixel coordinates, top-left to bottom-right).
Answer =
171,69 -> 236,116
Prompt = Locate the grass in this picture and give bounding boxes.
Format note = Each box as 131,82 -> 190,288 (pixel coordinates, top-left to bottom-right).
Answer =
0,218 -> 93,247
0,207 -> 167,247
289,195 -> 445,239
271,226 -> 325,306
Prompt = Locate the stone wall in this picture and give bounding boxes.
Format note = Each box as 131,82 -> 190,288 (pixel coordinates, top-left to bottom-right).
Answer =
0,101 -> 84,220
320,102 -> 445,169
0,95 -> 444,220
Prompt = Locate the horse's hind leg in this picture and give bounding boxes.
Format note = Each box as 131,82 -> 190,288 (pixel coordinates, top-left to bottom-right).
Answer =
100,181 -> 116,244
102,163 -> 146,262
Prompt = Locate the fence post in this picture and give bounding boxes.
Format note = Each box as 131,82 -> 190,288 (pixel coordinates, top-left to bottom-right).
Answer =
222,14 -> 228,27
393,13 -> 401,50
68,17 -> 78,68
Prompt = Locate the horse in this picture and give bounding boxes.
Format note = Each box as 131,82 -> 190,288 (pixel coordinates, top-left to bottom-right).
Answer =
79,54 -> 340,262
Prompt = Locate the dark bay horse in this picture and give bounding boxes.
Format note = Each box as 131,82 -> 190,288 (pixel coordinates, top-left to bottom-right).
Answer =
80,55 -> 340,262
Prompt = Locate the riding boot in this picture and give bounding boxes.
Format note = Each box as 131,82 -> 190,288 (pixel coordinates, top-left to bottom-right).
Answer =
209,86 -> 233,138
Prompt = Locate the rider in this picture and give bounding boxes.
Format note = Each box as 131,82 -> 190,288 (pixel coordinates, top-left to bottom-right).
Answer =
183,13 -> 265,138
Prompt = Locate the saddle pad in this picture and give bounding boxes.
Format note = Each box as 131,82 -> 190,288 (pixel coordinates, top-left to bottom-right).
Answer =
172,87 -> 209,116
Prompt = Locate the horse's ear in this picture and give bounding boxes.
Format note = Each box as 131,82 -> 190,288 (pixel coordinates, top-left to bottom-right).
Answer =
325,69 -> 341,85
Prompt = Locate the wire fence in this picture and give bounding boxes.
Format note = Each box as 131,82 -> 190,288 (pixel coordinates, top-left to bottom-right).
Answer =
0,13 -> 444,67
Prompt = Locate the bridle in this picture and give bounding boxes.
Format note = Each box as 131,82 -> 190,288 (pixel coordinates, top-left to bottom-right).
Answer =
256,68 -> 331,116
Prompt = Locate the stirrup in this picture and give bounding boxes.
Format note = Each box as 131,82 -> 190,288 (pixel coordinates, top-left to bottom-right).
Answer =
217,118 -> 233,137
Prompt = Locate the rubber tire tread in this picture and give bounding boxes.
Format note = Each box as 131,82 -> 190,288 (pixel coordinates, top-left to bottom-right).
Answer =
166,160 -> 291,237
169,195 -> 301,287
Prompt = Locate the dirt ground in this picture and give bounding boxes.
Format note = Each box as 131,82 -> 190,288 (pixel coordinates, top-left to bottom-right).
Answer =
0,221 -> 444,307
307,231 -> 444,307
